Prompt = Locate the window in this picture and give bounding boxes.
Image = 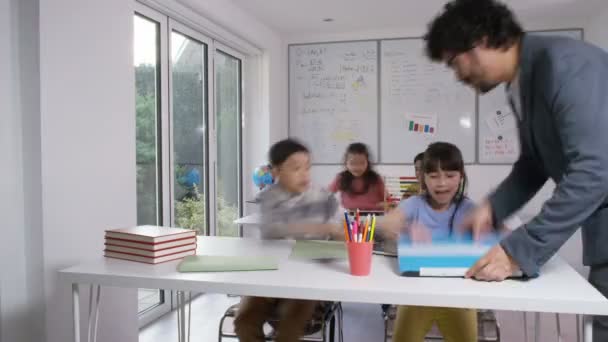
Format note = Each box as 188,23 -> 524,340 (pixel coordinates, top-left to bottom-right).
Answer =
134,14 -> 161,228
133,4 -> 245,321
134,13 -> 164,315
171,30 -> 209,235
215,50 -> 242,236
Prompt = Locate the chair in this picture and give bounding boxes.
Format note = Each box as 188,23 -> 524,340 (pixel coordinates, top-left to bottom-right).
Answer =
382,305 -> 501,341
218,300 -> 344,342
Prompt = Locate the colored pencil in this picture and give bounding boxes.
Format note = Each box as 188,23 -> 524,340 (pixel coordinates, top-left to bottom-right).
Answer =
369,215 -> 377,242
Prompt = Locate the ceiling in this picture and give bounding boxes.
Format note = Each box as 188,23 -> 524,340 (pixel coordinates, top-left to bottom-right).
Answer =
227,0 -> 601,35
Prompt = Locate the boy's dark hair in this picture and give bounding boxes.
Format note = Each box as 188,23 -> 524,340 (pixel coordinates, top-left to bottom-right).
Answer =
268,139 -> 309,167
414,152 -> 425,164
424,0 -> 524,61
421,142 -> 468,232
339,142 -> 381,195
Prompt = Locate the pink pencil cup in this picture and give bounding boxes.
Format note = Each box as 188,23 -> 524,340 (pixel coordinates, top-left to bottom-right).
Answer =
346,242 -> 373,276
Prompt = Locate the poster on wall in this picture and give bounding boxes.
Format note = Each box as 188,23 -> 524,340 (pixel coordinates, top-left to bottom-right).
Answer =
481,134 -> 519,162
404,112 -> 438,136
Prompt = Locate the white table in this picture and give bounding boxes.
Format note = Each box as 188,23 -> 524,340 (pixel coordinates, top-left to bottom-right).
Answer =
60,236 -> 608,342
233,213 -> 261,225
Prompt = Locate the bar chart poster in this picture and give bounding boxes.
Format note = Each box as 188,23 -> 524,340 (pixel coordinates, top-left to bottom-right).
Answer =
405,113 -> 437,136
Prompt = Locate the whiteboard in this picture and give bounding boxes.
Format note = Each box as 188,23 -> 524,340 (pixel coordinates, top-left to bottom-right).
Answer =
379,39 -> 477,163
477,29 -> 583,164
288,41 -> 379,164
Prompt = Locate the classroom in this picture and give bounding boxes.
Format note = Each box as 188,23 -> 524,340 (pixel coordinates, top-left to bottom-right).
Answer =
3,0 -> 608,341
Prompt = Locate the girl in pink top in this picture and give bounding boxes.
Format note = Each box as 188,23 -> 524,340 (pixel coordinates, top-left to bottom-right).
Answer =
328,143 -> 386,211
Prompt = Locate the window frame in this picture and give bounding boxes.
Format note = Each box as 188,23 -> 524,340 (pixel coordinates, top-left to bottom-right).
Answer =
133,1 -> 248,326
167,18 -> 213,235
213,43 -> 245,237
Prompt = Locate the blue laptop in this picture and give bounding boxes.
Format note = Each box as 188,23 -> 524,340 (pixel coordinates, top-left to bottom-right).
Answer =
397,234 -> 500,277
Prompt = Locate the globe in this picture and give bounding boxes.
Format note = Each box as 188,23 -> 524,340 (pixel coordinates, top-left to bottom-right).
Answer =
177,168 -> 201,189
253,164 -> 274,189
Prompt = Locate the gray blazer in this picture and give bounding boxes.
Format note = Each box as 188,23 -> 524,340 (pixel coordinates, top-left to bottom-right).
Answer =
489,34 -> 608,276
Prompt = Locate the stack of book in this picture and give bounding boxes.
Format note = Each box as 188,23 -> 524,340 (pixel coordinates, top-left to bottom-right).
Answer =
104,226 -> 197,264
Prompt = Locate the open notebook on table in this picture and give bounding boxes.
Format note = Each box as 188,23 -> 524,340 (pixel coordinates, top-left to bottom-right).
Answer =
398,234 -> 523,278
290,240 -> 347,260
177,255 -> 279,272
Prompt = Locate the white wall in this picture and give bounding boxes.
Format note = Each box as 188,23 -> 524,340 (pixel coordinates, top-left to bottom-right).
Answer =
0,0 -> 29,341
0,0 -> 45,341
33,0 -> 286,340
39,0 -> 138,341
17,0 -> 46,340
585,4 -> 608,49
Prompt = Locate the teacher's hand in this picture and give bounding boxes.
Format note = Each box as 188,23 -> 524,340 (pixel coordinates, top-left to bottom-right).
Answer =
460,200 -> 494,241
465,244 -> 520,281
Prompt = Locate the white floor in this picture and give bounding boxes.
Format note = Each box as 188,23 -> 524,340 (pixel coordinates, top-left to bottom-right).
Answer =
139,293 -> 583,341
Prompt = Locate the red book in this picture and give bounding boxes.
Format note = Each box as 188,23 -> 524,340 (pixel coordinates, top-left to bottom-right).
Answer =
105,226 -> 196,244
104,249 -> 196,264
104,237 -> 196,251
104,243 -> 196,257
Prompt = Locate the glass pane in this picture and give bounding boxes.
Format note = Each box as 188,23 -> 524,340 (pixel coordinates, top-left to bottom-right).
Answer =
134,14 -> 164,314
215,51 -> 241,236
138,288 -> 164,313
171,31 -> 207,235
134,15 -> 160,228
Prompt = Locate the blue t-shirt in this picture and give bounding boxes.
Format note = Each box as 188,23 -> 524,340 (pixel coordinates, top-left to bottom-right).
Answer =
397,195 -> 476,240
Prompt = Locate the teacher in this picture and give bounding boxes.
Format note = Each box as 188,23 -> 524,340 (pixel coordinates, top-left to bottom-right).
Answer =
424,0 -> 608,339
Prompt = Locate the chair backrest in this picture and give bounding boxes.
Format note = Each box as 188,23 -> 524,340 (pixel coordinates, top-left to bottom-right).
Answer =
384,176 -> 419,208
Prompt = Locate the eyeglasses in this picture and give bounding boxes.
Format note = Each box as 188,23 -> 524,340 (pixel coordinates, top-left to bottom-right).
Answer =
445,46 -> 475,68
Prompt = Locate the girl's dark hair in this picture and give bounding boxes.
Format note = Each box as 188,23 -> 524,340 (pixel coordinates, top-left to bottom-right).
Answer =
424,0 -> 524,61
338,143 -> 381,195
268,138 -> 309,167
421,142 -> 468,232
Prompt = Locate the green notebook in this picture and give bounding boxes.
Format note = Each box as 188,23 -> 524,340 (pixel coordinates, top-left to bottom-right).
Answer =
177,255 -> 279,272
290,240 -> 347,260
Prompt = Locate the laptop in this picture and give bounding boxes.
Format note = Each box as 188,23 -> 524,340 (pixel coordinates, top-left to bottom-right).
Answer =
397,234 -> 502,277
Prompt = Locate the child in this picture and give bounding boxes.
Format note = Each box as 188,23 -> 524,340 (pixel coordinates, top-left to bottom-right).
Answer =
402,152 -> 426,199
413,152 -> 424,185
234,138 -> 343,342
382,142 -> 478,342
328,142 -> 386,211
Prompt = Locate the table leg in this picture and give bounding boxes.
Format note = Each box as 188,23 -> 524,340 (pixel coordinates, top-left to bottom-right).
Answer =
72,283 -> 80,342
178,291 -> 186,342
92,285 -> 101,342
555,313 -> 562,342
329,314 -> 335,342
583,315 -> 593,342
87,285 -> 94,342
534,312 -> 541,342
176,291 -> 191,342
576,314 -> 581,342
523,311 -> 528,342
